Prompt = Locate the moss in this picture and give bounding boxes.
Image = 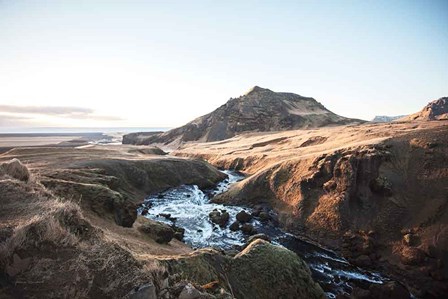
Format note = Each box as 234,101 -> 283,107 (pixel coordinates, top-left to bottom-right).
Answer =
228,240 -> 325,299
164,249 -> 230,285
163,240 -> 325,299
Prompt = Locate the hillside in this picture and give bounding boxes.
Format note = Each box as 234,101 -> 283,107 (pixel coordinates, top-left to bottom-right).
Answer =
174,120 -> 448,298
123,86 -> 363,147
399,97 -> 448,121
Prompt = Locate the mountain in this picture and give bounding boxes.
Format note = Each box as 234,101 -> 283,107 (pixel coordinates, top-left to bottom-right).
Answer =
123,86 -> 363,147
371,115 -> 406,122
399,97 -> 448,121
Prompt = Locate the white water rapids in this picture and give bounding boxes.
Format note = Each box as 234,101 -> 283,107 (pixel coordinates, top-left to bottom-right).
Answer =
139,170 -> 387,298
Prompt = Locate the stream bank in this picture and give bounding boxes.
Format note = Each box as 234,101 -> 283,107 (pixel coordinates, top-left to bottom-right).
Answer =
139,170 -> 405,298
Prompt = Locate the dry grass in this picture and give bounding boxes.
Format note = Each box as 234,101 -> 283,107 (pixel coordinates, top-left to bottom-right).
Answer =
0,158 -> 31,182
0,200 -> 86,269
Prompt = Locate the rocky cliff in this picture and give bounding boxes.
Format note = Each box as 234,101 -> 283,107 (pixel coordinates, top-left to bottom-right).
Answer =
399,97 -> 448,121
123,86 -> 363,147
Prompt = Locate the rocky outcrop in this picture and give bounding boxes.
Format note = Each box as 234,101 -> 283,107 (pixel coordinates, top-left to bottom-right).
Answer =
164,239 -> 325,299
136,217 -> 175,244
123,86 -> 363,147
399,97 -> 448,121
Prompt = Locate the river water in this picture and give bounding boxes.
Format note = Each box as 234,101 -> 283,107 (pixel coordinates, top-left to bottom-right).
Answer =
139,171 -> 387,298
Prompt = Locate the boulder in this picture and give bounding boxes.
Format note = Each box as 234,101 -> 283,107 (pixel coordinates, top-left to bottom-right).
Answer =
178,283 -> 214,299
251,207 -> 262,217
128,282 -> 157,299
209,210 -> 230,227
137,217 -> 174,244
229,221 -> 240,231
228,239 -> 325,299
247,233 -> 271,245
258,211 -> 270,222
173,226 -> 185,241
236,210 -> 252,223
163,241 -> 325,299
240,223 -> 257,235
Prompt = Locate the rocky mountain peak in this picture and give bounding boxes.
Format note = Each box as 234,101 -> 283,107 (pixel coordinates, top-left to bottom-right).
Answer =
123,87 -> 364,147
244,86 -> 271,95
399,97 -> 448,121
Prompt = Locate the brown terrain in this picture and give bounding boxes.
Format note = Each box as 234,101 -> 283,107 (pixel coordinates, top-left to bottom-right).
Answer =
1,88 -> 447,299
399,97 -> 448,121
0,144 -> 324,298
123,86 -> 363,147
174,120 -> 448,298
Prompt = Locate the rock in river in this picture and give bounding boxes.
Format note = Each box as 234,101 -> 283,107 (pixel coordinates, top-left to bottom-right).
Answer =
236,210 -> 252,223
208,209 -> 230,227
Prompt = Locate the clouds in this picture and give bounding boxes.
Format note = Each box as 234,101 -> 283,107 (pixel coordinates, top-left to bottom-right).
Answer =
0,104 -> 122,119
0,105 -> 123,127
0,114 -> 32,126
0,105 -> 94,116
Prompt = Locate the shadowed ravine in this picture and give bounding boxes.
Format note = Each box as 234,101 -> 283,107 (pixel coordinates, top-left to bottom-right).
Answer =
139,171 -> 390,298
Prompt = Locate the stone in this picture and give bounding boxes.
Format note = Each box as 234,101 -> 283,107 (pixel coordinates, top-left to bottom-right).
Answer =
251,207 -> 262,217
240,223 -> 257,235
137,217 -> 174,244
229,221 -> 240,231
173,226 -> 185,241
247,233 -> 271,245
209,210 -> 230,227
236,210 -> 252,223
128,282 -> 157,299
258,211 -> 270,222
228,239 -> 325,299
178,283 -> 213,299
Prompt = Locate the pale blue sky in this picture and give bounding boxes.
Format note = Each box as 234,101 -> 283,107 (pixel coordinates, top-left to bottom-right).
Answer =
0,0 -> 447,127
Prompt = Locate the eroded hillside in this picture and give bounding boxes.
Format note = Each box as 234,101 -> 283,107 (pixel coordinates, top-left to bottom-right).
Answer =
174,120 -> 448,298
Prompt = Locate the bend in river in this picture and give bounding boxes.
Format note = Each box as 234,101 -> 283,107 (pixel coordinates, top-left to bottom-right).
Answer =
139,170 -> 388,298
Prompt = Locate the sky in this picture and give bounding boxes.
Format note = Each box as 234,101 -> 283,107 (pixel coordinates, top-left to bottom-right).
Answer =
0,0 -> 447,129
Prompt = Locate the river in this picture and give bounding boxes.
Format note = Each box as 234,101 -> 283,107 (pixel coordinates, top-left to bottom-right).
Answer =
139,170 -> 387,298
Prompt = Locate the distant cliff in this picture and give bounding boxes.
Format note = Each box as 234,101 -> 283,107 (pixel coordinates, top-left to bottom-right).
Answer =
371,115 -> 406,122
